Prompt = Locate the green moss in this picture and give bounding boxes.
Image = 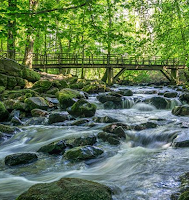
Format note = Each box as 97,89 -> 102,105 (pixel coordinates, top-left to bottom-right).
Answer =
16,77 -> 26,88
22,68 -> 40,82
0,74 -> 7,87
56,88 -> 84,109
0,124 -> 15,133
46,87 -> 59,95
32,80 -> 52,93
59,79 -> 69,89
0,86 -> 5,94
179,191 -> 189,200
7,76 -> 17,89
16,178 -> 112,200
0,102 -> 9,121
25,97 -> 48,111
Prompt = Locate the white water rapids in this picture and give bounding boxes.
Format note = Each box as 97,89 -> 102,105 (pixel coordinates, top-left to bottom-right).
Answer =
0,85 -> 189,200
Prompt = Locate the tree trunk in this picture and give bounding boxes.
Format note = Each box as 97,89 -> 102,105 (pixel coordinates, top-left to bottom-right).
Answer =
7,0 -> 17,59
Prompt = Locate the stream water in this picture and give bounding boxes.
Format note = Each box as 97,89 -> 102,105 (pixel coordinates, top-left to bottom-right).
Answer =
0,85 -> 189,200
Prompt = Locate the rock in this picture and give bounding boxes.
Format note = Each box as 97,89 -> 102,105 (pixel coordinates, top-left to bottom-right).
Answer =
71,136 -> 97,147
0,101 -> 9,121
64,145 -> 103,161
5,153 -> 38,166
172,105 -> 189,116
164,92 -> 178,98
93,116 -> 118,123
0,86 -> 5,94
0,124 -> 15,133
16,178 -> 112,200
25,117 -> 47,125
25,97 -> 49,111
48,113 -> 68,124
4,99 -> 26,111
56,88 -> 85,109
172,132 -> 189,147
179,93 -> 189,103
104,101 -> 121,109
132,122 -> 157,131
32,80 -> 52,93
103,124 -> 126,139
11,116 -> 23,126
71,119 -> 89,126
31,109 -> 49,117
46,87 -> 59,95
97,132 -> 120,145
146,96 -> 168,109
97,94 -> 122,104
22,68 -> 40,82
119,89 -> 133,96
67,99 -> 97,118
82,83 -> 108,94
37,140 -> 66,155
45,97 -> 59,104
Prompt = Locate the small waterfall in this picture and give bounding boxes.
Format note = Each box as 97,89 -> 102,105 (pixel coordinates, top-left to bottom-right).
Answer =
121,97 -> 135,109
167,99 -> 182,109
132,102 -> 156,111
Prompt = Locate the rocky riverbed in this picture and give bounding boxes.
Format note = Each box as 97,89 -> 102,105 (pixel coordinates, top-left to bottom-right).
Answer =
1,59 -> 189,199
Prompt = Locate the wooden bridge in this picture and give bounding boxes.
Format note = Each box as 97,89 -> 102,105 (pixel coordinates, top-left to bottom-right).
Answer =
1,52 -> 186,84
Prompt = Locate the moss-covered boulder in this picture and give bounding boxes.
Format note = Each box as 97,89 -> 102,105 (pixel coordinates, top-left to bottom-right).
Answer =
32,80 -> 52,93
70,136 -> 97,147
93,116 -> 118,123
25,97 -> 49,111
5,153 -> 38,166
97,132 -> 120,145
31,109 -> 49,117
0,101 -> 9,121
145,96 -> 169,109
0,86 -> 5,94
67,99 -> 97,118
22,68 -> 40,83
37,140 -> 67,155
179,93 -> 189,104
56,88 -> 85,109
0,74 -> 8,87
82,82 -> 109,94
164,92 -> 178,98
0,124 -> 15,133
4,99 -> 26,111
16,178 -> 112,200
119,89 -> 133,96
103,124 -> 126,139
64,145 -> 103,161
172,105 -> 189,116
48,113 -> 69,124
46,87 -> 59,95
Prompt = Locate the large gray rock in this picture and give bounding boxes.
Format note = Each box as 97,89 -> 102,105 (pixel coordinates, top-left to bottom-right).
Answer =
172,132 -> 189,147
48,113 -> 68,124
16,178 -> 112,200
5,153 -> 38,166
146,96 -> 169,109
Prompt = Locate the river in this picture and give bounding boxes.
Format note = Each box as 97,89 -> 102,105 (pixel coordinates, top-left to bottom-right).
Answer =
0,85 -> 189,200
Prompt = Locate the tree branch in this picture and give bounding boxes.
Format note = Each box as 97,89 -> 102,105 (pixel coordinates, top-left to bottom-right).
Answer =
4,2 -> 88,15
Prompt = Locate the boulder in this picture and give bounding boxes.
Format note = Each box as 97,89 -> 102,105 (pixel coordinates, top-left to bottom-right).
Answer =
5,153 -> 38,166
25,97 -> 49,111
172,132 -> 189,147
0,86 -> 5,94
37,140 -> 66,155
25,117 -> 47,125
70,136 -> 97,147
56,88 -> 84,109
97,132 -> 120,145
132,122 -> 157,131
4,99 -> 26,111
0,101 -> 9,121
64,145 -> 103,161
179,93 -> 189,103
172,105 -> 189,116
102,124 -> 126,139
48,113 -> 68,124
164,92 -> 178,98
32,80 -> 52,93
16,178 -> 112,200
71,119 -> 89,126
119,89 -> 133,96
67,99 -> 97,118
31,109 -> 49,117
93,116 -> 118,123
0,124 -> 15,133
97,94 -> 122,104
46,87 -> 59,95
145,96 -> 168,109
82,83 -> 108,94
22,68 -> 40,83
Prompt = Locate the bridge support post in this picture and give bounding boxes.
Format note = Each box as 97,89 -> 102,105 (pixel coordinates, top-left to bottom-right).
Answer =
107,67 -> 113,85
171,69 -> 179,84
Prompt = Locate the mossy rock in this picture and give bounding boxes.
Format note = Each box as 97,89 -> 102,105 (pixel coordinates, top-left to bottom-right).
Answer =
5,153 -> 38,166
56,88 -> 84,109
48,113 -> 68,124
0,124 -> 15,133
25,97 -> 49,111
16,77 -> 26,88
7,76 -> 17,89
4,99 -> 26,111
0,86 -> 5,94
46,87 -> 59,95
37,140 -> 66,155
172,105 -> 189,116
16,178 -> 112,200
22,68 -> 40,83
64,145 -> 103,161
67,99 -> 97,118
66,76 -> 78,84
32,80 -> 52,93
0,101 -> 9,121
31,109 -> 49,117
82,84 -> 108,94
0,74 -> 7,87
97,132 -> 120,145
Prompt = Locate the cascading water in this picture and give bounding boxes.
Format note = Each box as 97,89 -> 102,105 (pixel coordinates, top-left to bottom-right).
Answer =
0,85 -> 189,200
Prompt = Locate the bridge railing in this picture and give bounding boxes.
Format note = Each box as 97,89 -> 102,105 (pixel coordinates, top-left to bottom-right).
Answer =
0,51 -> 186,67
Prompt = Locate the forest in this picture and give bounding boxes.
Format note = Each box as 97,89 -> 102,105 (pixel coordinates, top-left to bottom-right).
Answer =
1,1 -> 189,200
1,0 -> 189,81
